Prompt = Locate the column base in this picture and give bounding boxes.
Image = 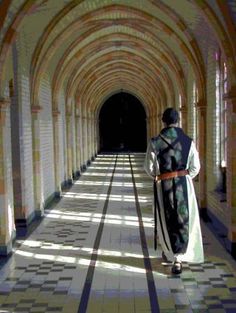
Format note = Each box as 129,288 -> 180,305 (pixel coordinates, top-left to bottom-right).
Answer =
231,243 -> 236,259
87,159 -> 91,166
55,190 -> 62,198
16,211 -> 37,236
81,164 -> 87,172
0,231 -> 15,256
67,178 -> 73,185
73,171 -> 81,179
0,241 -> 13,256
16,211 -> 41,237
199,207 -> 212,223
35,209 -> 44,219
206,208 -> 236,260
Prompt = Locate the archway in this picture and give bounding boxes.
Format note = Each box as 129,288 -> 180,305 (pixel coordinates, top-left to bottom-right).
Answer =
99,92 -> 147,152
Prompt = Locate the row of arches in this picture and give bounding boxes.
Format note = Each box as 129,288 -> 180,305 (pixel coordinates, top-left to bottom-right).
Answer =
0,0 -> 235,258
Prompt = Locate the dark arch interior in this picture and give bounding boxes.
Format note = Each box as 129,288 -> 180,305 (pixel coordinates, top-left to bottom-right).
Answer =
99,92 -> 147,152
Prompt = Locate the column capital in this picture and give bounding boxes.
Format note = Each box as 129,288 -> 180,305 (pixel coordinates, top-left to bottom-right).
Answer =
75,108 -> 80,117
66,108 -> 72,116
223,87 -> 236,113
31,105 -> 42,113
223,86 -> 236,101
52,109 -> 61,117
179,106 -> 187,112
0,97 -> 10,110
196,99 -> 206,110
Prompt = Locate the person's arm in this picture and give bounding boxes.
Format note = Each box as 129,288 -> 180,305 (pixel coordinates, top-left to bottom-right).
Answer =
144,140 -> 158,179
188,141 -> 201,179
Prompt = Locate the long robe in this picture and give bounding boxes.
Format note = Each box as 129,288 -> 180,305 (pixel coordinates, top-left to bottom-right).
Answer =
144,126 -> 204,263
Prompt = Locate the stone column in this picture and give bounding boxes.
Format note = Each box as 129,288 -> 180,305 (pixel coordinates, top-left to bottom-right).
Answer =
180,106 -> 188,133
66,109 -> 73,184
72,107 -> 77,178
147,116 -> 151,140
82,115 -> 88,169
78,113 -> 84,170
75,108 -> 81,176
91,114 -> 96,159
52,109 -> 61,196
31,105 -> 44,217
148,115 -> 152,137
152,114 -> 157,136
0,97 -> 15,255
224,87 -> 236,257
157,113 -> 162,133
94,115 -> 99,155
196,100 -> 207,216
87,112 -> 91,164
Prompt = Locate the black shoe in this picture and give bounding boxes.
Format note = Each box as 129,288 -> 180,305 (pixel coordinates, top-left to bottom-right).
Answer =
171,261 -> 182,274
162,251 -> 168,262
161,252 -> 172,264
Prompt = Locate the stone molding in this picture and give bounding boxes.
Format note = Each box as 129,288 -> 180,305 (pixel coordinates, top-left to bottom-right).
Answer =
52,109 -> 61,117
31,105 -> 42,113
0,97 -> 10,110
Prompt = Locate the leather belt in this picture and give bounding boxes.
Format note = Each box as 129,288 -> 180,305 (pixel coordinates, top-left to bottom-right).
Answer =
156,170 -> 189,181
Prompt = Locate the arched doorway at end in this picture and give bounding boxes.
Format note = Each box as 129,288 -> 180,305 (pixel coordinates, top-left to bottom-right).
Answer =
99,92 -> 147,152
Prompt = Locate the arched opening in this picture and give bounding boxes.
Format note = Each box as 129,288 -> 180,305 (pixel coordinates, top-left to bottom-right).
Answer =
99,92 -> 147,152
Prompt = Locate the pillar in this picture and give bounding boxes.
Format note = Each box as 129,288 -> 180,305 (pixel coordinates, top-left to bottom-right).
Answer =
94,115 -> 99,155
52,109 -> 61,196
157,113 -> 162,133
31,104 -> 44,217
152,114 -> 157,136
146,115 -> 151,140
180,106 -> 188,133
91,113 -> 96,159
75,108 -> 81,176
196,100 -> 207,218
78,112 -> 84,170
0,97 -> 15,255
82,114 -> 88,169
87,112 -> 91,164
66,108 -> 73,184
225,87 -> 236,257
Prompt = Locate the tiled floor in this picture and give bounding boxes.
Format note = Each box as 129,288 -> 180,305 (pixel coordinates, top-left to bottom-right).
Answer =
0,153 -> 236,313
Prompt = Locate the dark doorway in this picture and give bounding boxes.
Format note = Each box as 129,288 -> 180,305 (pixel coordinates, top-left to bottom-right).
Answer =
99,92 -> 147,152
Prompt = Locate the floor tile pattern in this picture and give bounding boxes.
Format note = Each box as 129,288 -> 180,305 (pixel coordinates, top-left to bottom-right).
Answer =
0,153 -> 236,313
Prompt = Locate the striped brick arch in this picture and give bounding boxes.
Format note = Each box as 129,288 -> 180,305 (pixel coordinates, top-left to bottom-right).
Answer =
0,0 -> 236,257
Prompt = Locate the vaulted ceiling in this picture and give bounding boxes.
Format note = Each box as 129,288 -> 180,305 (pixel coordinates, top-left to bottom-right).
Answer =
0,0 -> 235,117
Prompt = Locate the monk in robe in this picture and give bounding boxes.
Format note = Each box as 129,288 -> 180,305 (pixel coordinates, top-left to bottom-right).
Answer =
144,108 -> 204,274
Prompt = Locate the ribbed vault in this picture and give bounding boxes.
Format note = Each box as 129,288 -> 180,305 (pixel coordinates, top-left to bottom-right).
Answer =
1,0 -> 235,107
1,0 -> 236,259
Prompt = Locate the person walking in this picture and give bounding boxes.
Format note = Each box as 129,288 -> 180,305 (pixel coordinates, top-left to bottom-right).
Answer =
144,108 -> 204,274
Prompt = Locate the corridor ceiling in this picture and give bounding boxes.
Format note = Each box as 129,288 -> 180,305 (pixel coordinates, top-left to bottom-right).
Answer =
0,0 -> 235,117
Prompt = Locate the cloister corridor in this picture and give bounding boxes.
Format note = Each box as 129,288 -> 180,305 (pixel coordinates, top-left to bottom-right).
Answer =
0,0 -> 236,312
0,153 -> 236,313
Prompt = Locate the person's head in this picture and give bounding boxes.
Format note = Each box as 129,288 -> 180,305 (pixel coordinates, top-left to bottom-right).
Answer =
162,108 -> 179,126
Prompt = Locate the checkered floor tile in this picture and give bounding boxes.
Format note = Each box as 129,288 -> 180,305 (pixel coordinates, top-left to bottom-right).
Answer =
0,154 -> 236,313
